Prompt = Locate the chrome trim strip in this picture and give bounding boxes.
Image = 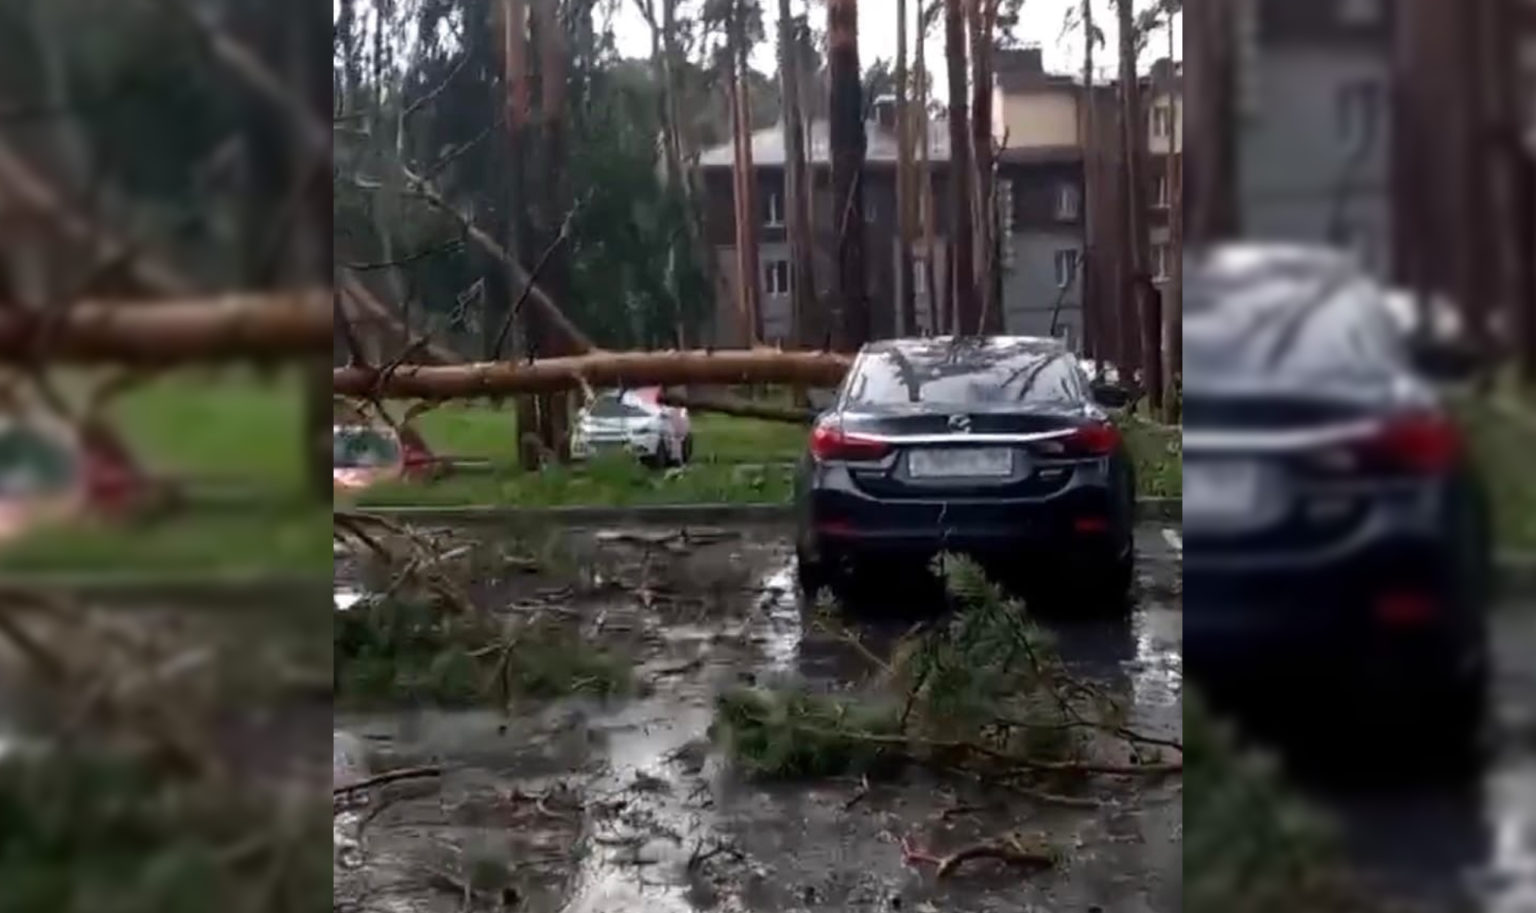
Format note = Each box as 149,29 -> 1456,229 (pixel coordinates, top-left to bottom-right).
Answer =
1183,419 -> 1383,452
850,429 -> 1077,445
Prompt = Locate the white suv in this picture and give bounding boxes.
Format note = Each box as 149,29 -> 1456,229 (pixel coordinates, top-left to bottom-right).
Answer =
570,387 -> 692,466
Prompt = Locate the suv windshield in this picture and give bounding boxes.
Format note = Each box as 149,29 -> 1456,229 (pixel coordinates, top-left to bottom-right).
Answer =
587,395 -> 650,419
842,342 -> 1084,408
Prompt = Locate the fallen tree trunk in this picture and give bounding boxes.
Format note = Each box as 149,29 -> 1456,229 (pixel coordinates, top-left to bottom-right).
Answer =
658,389 -> 818,424
0,289 -> 330,363
334,349 -> 853,400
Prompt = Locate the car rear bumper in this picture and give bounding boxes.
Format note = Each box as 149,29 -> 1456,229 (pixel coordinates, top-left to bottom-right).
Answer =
571,432 -> 662,459
801,473 -> 1131,567
1184,531 -> 1482,694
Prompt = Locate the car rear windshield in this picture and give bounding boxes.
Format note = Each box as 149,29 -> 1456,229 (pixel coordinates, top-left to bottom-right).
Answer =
587,395 -> 650,419
1185,264 -> 1408,387
841,344 -> 1084,407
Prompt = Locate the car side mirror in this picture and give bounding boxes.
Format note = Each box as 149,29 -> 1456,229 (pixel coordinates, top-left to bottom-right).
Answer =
1090,381 -> 1130,409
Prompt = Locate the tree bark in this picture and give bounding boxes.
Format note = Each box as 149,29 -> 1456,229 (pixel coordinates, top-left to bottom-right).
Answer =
335,349 -> 855,400
1079,0 -> 1097,369
916,8 -> 941,334
1116,0 -> 1160,415
944,0 -> 977,335
0,290 -> 330,363
735,4 -> 764,345
828,0 -> 868,349
969,0 -> 1001,333
1184,0 -> 1238,245
779,0 -> 818,349
1164,12 -> 1182,419
895,0 -> 917,337
534,0 -> 573,458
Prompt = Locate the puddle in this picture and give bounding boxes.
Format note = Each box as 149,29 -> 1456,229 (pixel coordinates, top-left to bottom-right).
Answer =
333,521 -> 1185,912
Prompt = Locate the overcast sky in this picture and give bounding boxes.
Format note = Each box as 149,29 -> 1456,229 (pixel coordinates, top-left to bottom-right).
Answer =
604,0 -> 1182,95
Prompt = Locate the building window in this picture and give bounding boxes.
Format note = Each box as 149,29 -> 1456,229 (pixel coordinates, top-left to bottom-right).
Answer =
764,259 -> 790,297
1054,182 -> 1081,221
1053,249 -> 1079,289
1152,242 -> 1171,280
1153,174 -> 1170,209
1152,105 -> 1173,138
765,191 -> 784,227
1336,79 -> 1382,154
1338,0 -> 1381,25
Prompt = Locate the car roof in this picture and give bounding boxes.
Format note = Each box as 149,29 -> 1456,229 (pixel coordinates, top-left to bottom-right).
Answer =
1185,243 -> 1406,385
860,336 -> 1068,362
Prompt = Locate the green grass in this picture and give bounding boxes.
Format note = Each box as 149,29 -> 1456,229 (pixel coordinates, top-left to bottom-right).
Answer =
353,452 -> 796,508
1123,415 -> 1181,498
100,367 -> 305,488
1456,396 -> 1536,551
403,400 -> 807,466
0,503 -> 332,576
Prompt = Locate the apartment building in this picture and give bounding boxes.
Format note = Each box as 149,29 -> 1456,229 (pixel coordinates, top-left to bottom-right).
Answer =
695,48 -> 1182,352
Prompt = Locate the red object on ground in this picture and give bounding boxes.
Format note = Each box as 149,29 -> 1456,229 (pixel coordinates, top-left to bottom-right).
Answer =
77,422 -> 146,513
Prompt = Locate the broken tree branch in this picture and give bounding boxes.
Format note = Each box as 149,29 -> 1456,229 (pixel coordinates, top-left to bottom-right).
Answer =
0,135 -> 194,300
334,349 -> 853,400
392,166 -> 596,355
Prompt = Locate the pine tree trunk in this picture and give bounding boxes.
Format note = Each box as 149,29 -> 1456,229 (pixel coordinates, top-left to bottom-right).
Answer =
1164,13 -> 1182,419
1117,0 -> 1159,415
335,349 -> 856,400
1080,0 -> 1096,369
779,0 -> 818,349
945,0 -> 977,334
828,0 -> 868,349
969,0 -> 1001,333
895,0 -> 917,336
735,10 -> 763,345
916,17 -> 941,334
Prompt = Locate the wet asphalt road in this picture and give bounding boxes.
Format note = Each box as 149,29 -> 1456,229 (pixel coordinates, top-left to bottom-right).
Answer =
1301,598 -> 1536,913
334,520 -> 1185,913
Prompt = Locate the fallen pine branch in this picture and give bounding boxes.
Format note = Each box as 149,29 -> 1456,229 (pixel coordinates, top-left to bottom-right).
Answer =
0,289 -> 330,364
333,765 -> 443,799
334,349 -> 854,400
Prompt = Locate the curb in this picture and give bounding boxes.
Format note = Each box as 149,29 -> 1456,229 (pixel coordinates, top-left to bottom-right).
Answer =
357,497 -> 1184,527
0,573 -> 332,608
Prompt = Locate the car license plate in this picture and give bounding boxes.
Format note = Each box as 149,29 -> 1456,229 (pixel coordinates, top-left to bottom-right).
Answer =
908,447 -> 1014,478
1184,460 -> 1261,518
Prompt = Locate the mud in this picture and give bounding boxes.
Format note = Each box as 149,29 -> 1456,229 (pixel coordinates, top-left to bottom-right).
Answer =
333,521 -> 1185,913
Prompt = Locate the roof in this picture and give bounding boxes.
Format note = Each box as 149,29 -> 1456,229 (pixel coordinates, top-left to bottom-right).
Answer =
696,118 -> 952,169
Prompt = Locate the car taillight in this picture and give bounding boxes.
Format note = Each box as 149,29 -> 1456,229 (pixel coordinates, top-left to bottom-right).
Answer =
1061,422 -> 1120,457
809,424 -> 891,462
1356,413 -> 1462,474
